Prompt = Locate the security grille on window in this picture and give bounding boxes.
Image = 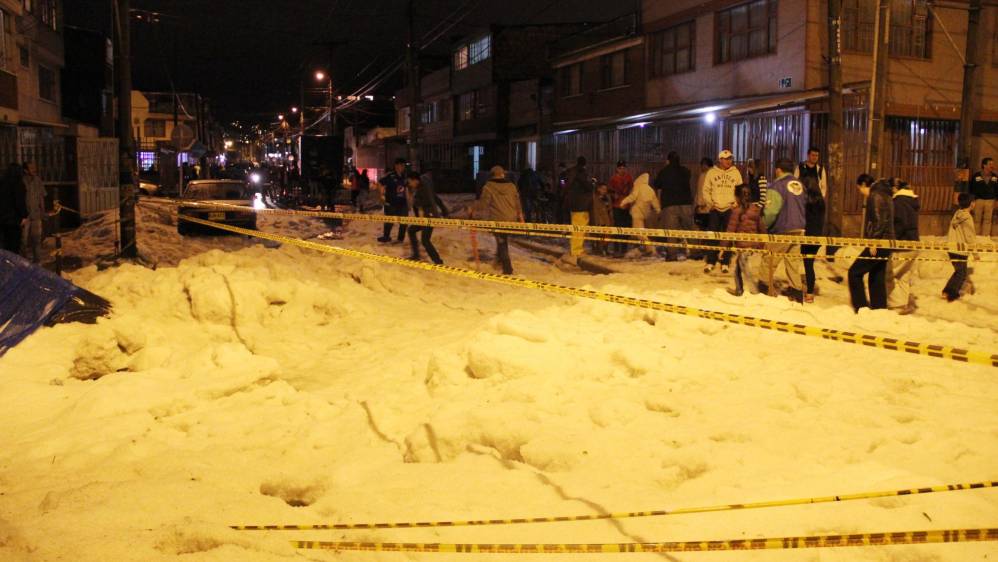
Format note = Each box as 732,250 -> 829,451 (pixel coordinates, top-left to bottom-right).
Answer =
650,21 -> 695,77
458,92 -> 475,121
420,101 -> 439,124
600,51 -> 628,89
716,0 -> 777,64
144,119 -> 166,138
560,63 -> 583,97
38,0 -> 56,30
469,35 -> 491,65
453,46 -> 469,70
38,65 -> 55,101
842,0 -> 931,59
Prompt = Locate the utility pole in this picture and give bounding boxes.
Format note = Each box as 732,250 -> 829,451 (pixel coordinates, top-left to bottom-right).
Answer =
113,0 -> 136,259
406,0 -> 421,167
825,0 -> 846,237
312,40 -> 346,135
865,0 -> 890,177
956,0 -> 982,203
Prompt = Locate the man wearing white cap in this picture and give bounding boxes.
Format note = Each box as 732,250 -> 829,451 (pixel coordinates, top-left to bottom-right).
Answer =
701,149 -> 743,273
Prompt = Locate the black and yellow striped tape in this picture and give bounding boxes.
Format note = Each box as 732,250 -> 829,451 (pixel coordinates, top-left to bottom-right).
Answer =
290,528 -> 998,553
178,215 -> 998,368
175,200 -> 998,254
231,480 -> 996,531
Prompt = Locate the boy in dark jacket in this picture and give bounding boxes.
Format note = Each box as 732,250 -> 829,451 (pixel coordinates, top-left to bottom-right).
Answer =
802,176 -> 825,302
888,181 -> 920,313
726,185 -> 767,296
848,175 -> 894,311
406,171 -> 448,264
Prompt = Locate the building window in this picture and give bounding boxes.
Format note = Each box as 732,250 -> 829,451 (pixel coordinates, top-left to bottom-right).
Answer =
600,50 -> 628,89
890,0 -> 930,58
397,107 -> 410,132
560,63 -> 583,97
650,21 -> 695,77
469,35 -> 491,65
716,0 -> 778,64
138,151 -> 156,171
454,35 -> 490,70
144,119 -> 166,138
453,45 -> 469,70
843,0 -> 931,59
458,92 -> 474,121
19,45 -> 28,68
38,0 -> 56,30
420,101 -> 439,124
0,12 -> 6,70
37,65 -> 55,101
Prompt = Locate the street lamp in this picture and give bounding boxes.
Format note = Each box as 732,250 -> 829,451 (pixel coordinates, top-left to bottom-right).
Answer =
291,106 -> 298,113
278,114 -> 285,121
315,69 -> 334,135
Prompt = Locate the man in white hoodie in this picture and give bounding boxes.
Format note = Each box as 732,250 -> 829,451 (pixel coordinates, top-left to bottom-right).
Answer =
701,149 -> 743,273
621,173 -> 661,256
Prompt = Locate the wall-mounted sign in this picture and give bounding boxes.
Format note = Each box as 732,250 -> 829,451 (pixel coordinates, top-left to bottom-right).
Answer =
779,77 -> 792,89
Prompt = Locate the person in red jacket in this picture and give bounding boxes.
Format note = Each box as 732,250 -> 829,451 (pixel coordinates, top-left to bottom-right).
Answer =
608,160 -> 633,256
726,184 -> 767,296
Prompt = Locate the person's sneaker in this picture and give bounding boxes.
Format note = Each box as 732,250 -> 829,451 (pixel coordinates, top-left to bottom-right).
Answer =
726,288 -> 743,297
804,295 -> 815,304
408,255 -> 420,261
377,236 -> 390,243
720,264 -> 729,274
703,264 -> 714,273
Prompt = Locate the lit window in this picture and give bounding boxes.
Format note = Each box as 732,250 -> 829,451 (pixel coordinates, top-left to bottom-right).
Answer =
138,151 -> 156,171
469,35 -> 491,65
453,46 -> 469,70
458,92 -> 475,121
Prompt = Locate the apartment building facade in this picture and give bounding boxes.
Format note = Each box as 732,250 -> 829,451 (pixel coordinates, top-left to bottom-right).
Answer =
549,0 -> 998,232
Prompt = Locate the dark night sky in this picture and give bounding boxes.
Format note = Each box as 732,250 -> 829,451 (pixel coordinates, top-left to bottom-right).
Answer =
65,0 -> 637,125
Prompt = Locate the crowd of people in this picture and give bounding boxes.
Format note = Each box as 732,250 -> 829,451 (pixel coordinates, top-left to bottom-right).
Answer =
366,148 -> 994,314
0,161 -> 49,265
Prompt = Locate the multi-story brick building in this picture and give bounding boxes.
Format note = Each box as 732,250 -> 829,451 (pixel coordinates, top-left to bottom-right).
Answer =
549,0 -> 998,233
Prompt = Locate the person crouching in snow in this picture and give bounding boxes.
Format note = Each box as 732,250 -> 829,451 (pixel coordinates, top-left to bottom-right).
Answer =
943,193 -> 977,301
726,184 -> 766,295
406,171 -> 448,265
620,172 -> 661,257
590,182 -> 614,256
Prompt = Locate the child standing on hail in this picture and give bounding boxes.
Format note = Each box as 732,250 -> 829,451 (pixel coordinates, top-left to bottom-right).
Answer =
943,192 -> 977,301
726,184 -> 767,295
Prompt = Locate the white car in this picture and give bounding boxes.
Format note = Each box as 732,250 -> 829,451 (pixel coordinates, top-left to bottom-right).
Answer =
177,180 -> 257,235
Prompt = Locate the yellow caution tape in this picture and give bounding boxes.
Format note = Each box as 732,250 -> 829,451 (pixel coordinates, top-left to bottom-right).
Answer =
179,215 -> 998,368
290,528 -> 998,553
232,480 -> 997,531
175,200 -> 998,254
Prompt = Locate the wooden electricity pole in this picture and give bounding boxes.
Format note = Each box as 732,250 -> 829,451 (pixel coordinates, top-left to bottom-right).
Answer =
113,0 -> 137,258
865,0 -> 891,178
825,0 -> 846,237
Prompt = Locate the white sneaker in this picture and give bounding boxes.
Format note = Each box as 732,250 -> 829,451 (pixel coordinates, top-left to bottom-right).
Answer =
720,265 -> 729,274
704,264 -> 714,274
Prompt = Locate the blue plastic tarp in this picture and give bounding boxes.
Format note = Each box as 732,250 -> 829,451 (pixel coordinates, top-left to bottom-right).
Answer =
0,250 -> 110,357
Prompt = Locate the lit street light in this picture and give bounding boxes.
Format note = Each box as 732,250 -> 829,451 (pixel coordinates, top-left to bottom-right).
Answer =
291,107 -> 298,113
314,70 -> 325,82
